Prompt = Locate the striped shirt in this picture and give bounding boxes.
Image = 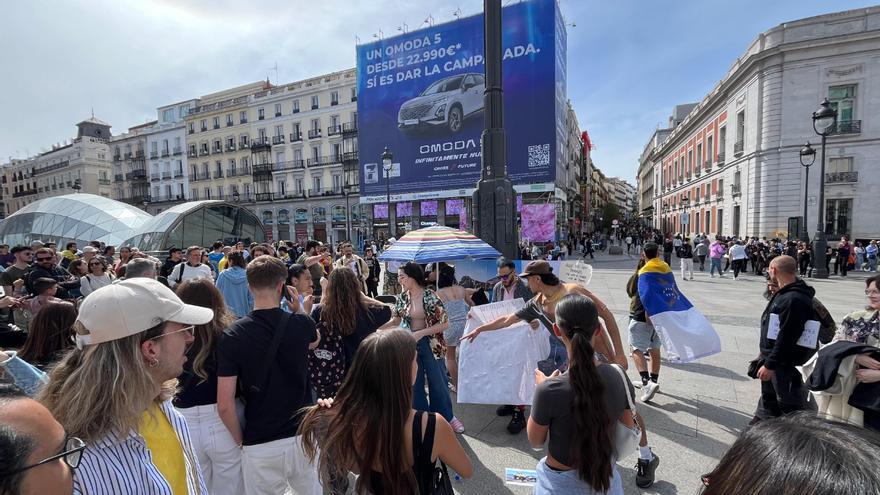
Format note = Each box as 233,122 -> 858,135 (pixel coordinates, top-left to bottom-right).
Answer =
73,400 -> 207,495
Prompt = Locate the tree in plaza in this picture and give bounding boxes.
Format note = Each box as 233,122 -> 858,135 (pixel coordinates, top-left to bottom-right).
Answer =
602,203 -> 620,231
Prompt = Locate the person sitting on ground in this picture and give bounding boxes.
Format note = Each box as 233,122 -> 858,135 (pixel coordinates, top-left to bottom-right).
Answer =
299,330 -> 473,494
309,267 -> 391,399
79,257 -> 113,298
39,278 -> 213,494
0,383 -> 83,495
18,301 -> 77,372
527,294 -> 640,494
699,413 -> 880,495
174,279 -> 243,495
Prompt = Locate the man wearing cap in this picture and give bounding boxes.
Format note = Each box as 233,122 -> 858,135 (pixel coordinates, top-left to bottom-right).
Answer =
39,279 -> 213,494
462,260 -> 627,430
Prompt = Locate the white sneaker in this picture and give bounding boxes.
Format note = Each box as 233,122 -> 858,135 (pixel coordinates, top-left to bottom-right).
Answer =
641,381 -> 659,402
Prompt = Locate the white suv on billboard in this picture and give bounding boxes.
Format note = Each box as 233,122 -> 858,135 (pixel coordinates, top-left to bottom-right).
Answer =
398,73 -> 485,133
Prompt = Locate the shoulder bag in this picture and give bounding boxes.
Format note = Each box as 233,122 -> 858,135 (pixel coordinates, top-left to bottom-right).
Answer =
611,364 -> 642,459
248,311 -> 292,398
413,411 -> 454,495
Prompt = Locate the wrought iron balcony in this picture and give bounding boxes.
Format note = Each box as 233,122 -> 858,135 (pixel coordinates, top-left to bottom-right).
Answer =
733,141 -> 744,156
199,148 -> 210,156
114,174 -> 124,183
150,151 -> 159,159
191,172 -> 211,181
342,151 -> 359,163
240,118 -> 248,124
151,194 -> 187,203
150,173 -> 161,181
213,124 -> 220,130
717,152 -> 725,164
173,170 -> 184,178
226,143 -> 236,152
252,163 -> 273,175
272,135 -> 285,145
327,125 -> 342,136
255,192 -> 274,202
239,140 -> 250,149
342,122 -> 358,134
251,137 -> 271,149
114,154 -> 122,161
98,178 -> 111,185
188,150 -> 198,158
308,128 -> 322,139
126,169 -> 148,181
173,147 -> 182,156
213,170 -> 224,179
828,120 -> 861,136
161,150 -> 170,157
212,146 -> 222,154
825,171 -> 858,184
290,132 -> 302,142
227,121 -> 234,127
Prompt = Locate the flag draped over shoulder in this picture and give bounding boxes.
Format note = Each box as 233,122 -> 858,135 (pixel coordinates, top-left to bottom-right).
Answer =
637,258 -> 721,362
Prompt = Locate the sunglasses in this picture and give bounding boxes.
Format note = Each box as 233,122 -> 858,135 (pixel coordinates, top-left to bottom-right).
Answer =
10,436 -> 86,474
148,325 -> 195,341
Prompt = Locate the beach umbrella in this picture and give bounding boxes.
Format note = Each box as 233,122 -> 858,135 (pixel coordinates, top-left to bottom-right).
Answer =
378,226 -> 501,264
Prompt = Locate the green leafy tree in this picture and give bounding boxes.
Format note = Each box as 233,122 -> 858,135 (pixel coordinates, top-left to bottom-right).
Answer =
602,203 -> 620,231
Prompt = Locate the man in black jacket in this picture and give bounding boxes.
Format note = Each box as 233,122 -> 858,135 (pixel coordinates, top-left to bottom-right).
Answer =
755,255 -> 818,422
25,248 -> 78,299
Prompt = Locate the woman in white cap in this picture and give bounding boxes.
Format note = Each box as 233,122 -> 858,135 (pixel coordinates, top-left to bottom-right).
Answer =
39,279 -> 214,495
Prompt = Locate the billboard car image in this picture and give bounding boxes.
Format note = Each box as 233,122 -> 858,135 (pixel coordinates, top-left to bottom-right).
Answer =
356,0 -> 564,199
398,73 -> 485,133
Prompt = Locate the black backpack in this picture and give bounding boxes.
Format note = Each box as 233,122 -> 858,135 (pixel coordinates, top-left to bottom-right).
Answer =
308,313 -> 347,400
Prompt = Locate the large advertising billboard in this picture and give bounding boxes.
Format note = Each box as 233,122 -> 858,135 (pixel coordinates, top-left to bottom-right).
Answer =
356,0 -> 563,200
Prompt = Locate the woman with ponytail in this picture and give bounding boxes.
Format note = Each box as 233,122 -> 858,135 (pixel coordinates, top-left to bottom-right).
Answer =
527,293 -> 636,494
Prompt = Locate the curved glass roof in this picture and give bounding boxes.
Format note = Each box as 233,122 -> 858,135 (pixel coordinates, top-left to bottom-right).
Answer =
121,200 -> 265,254
0,193 -> 152,247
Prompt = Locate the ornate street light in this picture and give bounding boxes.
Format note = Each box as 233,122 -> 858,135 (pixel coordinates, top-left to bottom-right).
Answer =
810,98 -> 837,279
381,146 -> 393,238
798,142 -> 816,242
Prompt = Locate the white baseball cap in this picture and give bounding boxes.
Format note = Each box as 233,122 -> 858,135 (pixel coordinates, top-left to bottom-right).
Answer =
82,246 -> 98,254
76,278 -> 213,347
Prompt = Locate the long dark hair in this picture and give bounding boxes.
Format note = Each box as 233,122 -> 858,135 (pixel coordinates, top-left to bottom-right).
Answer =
320,267 -> 377,337
18,302 -> 77,368
299,330 -> 419,494
400,261 -> 427,287
175,279 -> 235,382
555,294 -> 614,491
702,413 -> 880,495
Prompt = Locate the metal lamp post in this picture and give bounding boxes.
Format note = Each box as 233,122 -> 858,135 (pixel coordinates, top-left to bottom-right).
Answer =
381,147 -> 393,238
681,195 -> 690,235
798,142 -> 816,243
232,191 -> 240,203
810,98 -> 837,279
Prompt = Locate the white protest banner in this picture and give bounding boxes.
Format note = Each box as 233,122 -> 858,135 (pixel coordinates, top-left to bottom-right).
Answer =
558,260 -> 593,287
457,299 -> 551,405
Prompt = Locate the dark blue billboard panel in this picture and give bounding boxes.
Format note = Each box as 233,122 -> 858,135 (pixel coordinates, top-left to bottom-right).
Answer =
356,0 -> 562,198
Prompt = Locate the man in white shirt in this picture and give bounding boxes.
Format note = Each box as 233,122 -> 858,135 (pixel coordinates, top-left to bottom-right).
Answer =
168,246 -> 214,289
332,243 -> 368,291
729,240 -> 749,280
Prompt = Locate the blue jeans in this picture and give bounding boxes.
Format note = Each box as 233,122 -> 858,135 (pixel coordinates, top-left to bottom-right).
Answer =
535,457 -> 622,495
413,337 -> 453,421
538,333 -> 569,375
709,257 -> 722,276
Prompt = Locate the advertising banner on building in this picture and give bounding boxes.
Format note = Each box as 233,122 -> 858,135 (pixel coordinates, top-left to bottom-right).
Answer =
521,203 -> 556,242
356,0 -> 563,197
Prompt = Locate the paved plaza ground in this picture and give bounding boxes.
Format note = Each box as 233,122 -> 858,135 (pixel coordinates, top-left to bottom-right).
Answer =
445,251 -> 873,494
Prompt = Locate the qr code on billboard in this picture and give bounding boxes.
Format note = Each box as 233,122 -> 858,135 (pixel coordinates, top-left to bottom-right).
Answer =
528,144 -> 550,168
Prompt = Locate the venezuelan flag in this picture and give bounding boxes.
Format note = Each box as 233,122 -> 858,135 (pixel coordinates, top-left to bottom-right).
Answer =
637,258 -> 721,362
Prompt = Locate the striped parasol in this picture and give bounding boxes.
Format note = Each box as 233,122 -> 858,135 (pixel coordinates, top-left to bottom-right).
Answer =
378,226 -> 501,263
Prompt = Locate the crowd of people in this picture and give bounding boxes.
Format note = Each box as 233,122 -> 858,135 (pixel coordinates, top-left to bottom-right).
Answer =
0,232 -> 877,494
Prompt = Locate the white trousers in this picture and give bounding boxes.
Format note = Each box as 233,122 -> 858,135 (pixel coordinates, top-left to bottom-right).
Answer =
680,258 -> 694,279
177,404 -> 244,495
241,435 -> 321,495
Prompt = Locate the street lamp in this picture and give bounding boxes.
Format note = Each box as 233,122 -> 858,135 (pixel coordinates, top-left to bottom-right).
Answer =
381,146 -> 393,238
681,195 -> 690,235
232,191 -> 240,203
798,142 -> 816,242
810,98 -> 837,279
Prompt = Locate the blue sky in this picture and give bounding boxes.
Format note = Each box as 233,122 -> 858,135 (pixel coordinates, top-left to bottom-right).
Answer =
1,0 -> 875,184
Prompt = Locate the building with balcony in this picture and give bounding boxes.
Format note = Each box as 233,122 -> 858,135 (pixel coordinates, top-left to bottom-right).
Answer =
649,6 -> 880,242
144,99 -> 199,214
110,122 -> 152,207
1,117 -> 114,216
184,81 -> 270,209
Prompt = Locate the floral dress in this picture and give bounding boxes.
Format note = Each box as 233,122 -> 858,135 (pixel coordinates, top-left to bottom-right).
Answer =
394,289 -> 448,359
836,309 -> 880,344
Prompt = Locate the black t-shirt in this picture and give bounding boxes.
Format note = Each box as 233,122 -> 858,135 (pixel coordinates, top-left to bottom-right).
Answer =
217,308 -> 318,446
530,365 -> 635,466
174,341 -> 218,409
311,304 -> 392,368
